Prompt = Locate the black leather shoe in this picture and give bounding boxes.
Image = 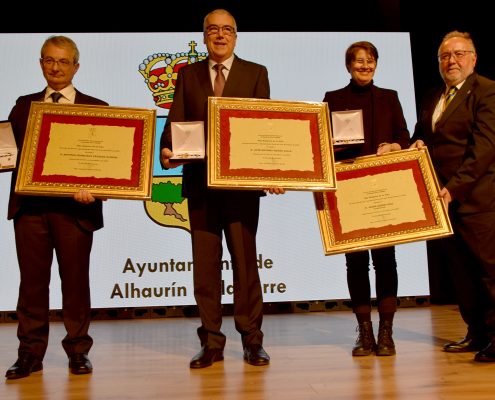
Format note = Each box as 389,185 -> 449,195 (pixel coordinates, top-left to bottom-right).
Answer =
69,353 -> 93,375
443,337 -> 488,353
475,343 -> 495,362
243,344 -> 270,366
5,353 -> 43,380
189,346 -> 224,369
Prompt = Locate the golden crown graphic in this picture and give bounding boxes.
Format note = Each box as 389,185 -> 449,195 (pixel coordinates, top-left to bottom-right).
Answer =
139,41 -> 207,110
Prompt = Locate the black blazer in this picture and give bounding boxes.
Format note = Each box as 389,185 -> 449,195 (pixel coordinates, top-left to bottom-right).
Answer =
8,89 -> 108,232
160,55 -> 270,198
411,73 -> 495,213
323,82 -> 410,160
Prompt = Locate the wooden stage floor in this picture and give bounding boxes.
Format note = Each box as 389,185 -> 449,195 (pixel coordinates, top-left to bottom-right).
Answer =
1,304 -> 494,399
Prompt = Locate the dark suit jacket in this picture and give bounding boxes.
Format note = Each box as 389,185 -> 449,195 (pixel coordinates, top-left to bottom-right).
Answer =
323,82 -> 410,161
160,55 -> 270,198
8,89 -> 108,232
411,73 -> 495,213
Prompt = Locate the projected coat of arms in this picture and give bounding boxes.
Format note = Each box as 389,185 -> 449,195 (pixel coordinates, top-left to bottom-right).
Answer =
138,41 -> 207,232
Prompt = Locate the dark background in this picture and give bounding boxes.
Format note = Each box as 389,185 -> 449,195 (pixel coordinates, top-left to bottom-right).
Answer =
4,0 -> 489,303
3,0 -> 492,117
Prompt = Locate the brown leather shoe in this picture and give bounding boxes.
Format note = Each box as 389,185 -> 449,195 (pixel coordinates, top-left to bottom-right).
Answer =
190,346 -> 224,369
352,321 -> 376,356
69,353 -> 93,375
474,343 -> 495,362
243,344 -> 270,366
5,353 -> 43,380
376,321 -> 396,356
443,337 -> 488,353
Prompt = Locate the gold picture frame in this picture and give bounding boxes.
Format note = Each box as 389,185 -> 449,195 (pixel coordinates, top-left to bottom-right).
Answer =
207,97 -> 336,191
15,102 -> 156,200
314,148 -> 452,255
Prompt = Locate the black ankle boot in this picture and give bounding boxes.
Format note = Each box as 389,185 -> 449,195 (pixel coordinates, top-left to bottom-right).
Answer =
352,321 -> 376,356
376,320 -> 396,356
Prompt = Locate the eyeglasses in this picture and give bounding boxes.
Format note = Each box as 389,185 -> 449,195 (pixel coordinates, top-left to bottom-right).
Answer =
438,50 -> 474,62
40,57 -> 73,67
205,25 -> 236,36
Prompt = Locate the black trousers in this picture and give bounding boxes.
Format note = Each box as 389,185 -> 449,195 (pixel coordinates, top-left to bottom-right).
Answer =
188,190 -> 263,349
14,209 -> 93,359
345,246 -> 398,315
442,210 -> 495,340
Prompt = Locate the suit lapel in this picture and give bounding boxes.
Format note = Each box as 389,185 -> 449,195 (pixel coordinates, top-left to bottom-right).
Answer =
438,74 -> 475,124
370,86 -> 382,135
222,56 -> 240,97
199,60 -> 214,97
427,88 -> 443,132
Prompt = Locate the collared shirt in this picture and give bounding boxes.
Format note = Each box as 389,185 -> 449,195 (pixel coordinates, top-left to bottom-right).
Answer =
208,55 -> 234,89
431,81 -> 465,130
44,84 -> 76,104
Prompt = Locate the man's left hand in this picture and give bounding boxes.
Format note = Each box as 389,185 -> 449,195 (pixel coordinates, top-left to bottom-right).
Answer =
74,189 -> 96,204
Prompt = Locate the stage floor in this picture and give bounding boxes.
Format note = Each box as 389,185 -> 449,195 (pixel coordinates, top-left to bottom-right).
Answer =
1,305 -> 494,399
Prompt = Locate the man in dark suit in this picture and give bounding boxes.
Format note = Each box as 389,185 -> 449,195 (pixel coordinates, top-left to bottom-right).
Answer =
160,9 -> 284,369
411,31 -> 495,362
5,35 -> 108,380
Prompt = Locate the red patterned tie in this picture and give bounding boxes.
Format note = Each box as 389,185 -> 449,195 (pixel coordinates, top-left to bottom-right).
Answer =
213,64 -> 225,97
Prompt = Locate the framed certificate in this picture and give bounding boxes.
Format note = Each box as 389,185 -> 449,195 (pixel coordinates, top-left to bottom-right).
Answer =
314,148 -> 452,255
207,97 -> 336,191
15,102 -> 156,200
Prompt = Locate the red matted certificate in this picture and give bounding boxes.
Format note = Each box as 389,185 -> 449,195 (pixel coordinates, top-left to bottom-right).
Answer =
314,148 -> 452,255
15,102 -> 156,200
207,97 -> 336,191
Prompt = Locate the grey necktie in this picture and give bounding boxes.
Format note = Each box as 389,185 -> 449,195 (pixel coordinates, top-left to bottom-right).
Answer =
51,92 -> 63,103
213,64 -> 226,97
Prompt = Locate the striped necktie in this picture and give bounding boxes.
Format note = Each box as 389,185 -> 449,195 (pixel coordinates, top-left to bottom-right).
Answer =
443,86 -> 457,111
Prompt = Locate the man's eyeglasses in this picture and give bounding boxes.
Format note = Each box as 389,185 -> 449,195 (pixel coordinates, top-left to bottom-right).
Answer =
40,57 -> 73,67
205,25 -> 236,36
438,50 -> 474,62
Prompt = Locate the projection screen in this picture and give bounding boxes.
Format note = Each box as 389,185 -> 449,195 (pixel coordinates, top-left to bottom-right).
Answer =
0,32 -> 423,311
